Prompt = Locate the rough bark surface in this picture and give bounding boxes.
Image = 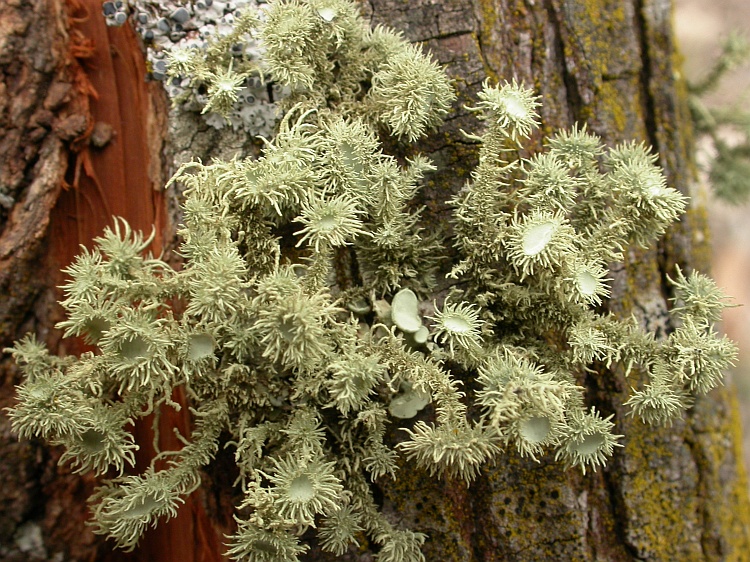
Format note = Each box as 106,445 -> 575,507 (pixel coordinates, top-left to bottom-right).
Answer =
1,0 -> 749,561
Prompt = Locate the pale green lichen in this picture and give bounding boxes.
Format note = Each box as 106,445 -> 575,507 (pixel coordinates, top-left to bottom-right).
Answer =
4,0 -> 738,559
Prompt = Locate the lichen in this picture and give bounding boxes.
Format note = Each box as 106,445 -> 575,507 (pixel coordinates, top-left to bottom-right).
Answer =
4,0 -> 739,560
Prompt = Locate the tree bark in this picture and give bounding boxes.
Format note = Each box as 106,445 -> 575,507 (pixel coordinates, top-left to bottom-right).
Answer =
1,0 -> 749,561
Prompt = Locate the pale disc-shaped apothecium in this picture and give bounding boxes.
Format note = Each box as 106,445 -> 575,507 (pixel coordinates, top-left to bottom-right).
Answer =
505,210 -> 576,278
294,192 -> 365,252
471,79 -> 541,140
430,300 -> 484,354
555,408 -> 623,474
508,412 -> 565,461
391,288 -> 423,333
564,259 -> 611,306
267,456 -> 344,526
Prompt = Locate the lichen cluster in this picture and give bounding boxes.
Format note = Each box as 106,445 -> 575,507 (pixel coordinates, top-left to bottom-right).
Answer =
6,0 -> 738,560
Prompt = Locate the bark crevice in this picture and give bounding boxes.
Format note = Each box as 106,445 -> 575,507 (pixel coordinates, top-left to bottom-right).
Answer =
634,0 -> 659,151
543,0 -> 581,124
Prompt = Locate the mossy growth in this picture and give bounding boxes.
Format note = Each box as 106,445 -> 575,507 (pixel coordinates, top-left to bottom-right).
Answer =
5,0 -> 738,560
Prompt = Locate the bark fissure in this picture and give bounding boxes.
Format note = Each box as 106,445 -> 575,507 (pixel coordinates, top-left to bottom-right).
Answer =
602,461 -> 643,561
543,0 -> 580,123
682,427 -> 713,559
433,29 -> 476,42
633,0 -> 659,152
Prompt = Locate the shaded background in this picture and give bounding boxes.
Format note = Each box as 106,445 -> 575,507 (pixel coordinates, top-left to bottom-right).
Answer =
674,0 -> 750,480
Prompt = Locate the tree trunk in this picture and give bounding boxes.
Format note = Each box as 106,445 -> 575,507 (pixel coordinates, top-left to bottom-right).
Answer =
1,0 -> 749,561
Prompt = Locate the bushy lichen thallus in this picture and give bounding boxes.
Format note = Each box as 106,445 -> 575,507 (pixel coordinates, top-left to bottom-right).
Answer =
6,0 -> 738,560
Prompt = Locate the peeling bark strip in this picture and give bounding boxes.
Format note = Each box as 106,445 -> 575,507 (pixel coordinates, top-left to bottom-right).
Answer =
1,0 -> 749,561
48,0 -> 168,269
